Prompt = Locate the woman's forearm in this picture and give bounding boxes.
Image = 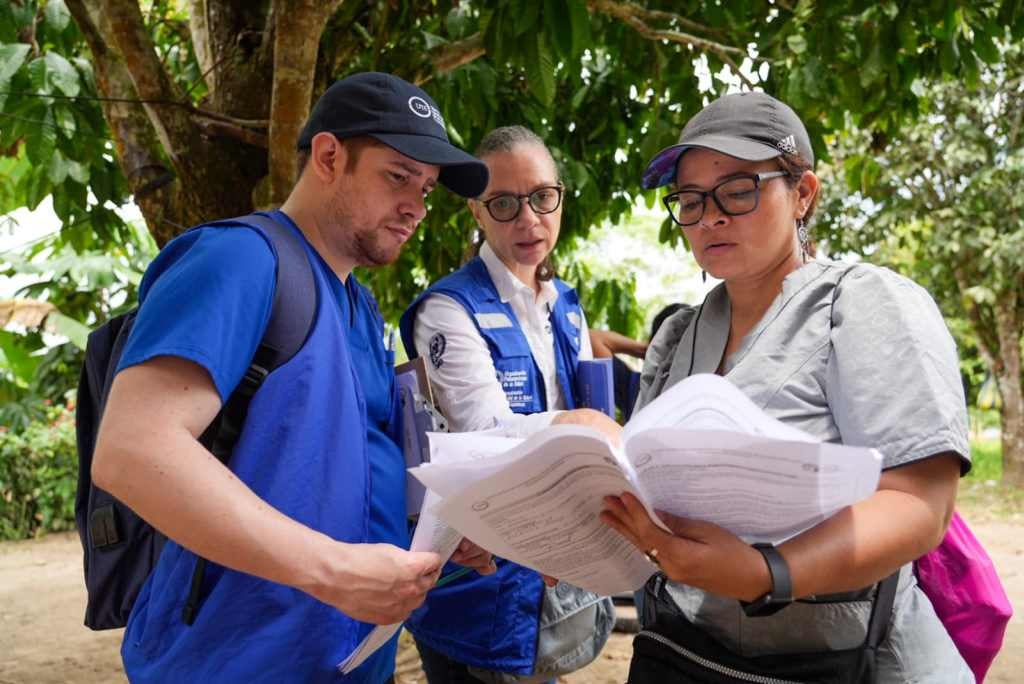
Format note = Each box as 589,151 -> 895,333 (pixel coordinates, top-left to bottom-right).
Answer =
781,453 -> 959,597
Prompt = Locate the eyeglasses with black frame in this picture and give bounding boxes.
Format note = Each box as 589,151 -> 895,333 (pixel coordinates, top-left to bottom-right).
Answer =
663,171 -> 789,227
480,185 -> 564,222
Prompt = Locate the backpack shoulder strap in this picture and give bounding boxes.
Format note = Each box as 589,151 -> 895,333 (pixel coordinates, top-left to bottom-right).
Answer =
210,212 -> 317,367
198,213 -> 317,464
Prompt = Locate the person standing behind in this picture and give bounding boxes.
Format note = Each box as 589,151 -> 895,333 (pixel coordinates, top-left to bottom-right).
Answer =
399,126 -> 616,683
92,72 -> 494,683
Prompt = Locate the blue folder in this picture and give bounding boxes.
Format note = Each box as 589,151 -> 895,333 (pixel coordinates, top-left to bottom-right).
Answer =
575,358 -> 616,418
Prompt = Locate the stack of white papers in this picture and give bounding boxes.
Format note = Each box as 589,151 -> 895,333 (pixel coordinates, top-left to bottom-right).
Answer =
410,374 -> 882,596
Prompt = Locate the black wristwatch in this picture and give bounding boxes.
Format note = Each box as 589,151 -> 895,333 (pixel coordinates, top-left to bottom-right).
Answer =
741,543 -> 793,617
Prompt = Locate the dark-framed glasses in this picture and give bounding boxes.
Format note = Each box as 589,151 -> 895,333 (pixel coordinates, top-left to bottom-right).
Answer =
663,171 -> 789,227
481,185 -> 564,222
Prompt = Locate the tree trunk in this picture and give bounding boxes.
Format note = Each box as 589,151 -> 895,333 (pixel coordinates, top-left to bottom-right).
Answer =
994,293 -> 1024,487
66,0 -> 184,239
266,0 -> 343,206
1001,384 -> 1024,487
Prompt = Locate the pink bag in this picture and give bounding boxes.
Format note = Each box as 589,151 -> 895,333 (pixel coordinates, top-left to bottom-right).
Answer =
915,512 -> 1013,682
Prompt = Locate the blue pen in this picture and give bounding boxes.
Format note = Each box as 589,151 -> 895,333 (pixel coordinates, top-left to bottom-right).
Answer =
386,326 -> 396,365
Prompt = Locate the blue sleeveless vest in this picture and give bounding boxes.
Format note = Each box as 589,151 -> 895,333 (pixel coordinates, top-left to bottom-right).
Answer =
399,256 -> 584,673
399,256 -> 582,414
122,217 -> 400,683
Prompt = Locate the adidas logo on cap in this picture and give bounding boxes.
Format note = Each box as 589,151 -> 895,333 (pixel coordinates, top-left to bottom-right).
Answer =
776,135 -> 797,154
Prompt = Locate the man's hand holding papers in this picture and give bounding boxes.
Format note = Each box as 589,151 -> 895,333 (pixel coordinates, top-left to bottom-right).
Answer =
337,491 -> 496,674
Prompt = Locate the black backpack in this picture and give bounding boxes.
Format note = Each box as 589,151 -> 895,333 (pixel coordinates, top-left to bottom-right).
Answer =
74,213 -> 316,630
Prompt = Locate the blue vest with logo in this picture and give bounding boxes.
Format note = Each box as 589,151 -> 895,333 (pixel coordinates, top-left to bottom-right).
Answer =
398,256 -> 583,673
120,216 -> 405,683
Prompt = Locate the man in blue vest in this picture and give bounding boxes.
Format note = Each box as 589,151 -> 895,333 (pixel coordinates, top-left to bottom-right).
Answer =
92,72 -> 493,683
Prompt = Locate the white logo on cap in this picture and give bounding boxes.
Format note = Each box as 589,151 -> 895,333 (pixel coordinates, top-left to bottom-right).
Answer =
777,135 -> 797,154
409,95 -> 446,129
409,96 -> 432,118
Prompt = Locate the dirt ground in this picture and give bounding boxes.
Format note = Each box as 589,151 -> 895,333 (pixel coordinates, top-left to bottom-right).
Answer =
2,504 -> 1021,684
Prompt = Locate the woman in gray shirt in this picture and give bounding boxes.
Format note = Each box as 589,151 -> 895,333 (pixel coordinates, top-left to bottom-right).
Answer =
601,92 -> 972,682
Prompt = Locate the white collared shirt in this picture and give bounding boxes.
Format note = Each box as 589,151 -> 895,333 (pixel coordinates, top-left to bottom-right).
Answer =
413,242 -> 592,437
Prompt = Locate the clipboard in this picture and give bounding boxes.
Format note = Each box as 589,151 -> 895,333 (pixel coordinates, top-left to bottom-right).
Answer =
395,357 -> 448,518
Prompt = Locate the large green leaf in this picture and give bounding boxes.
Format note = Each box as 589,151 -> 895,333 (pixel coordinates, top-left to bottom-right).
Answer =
0,42 -> 30,82
47,149 -> 69,185
44,312 -> 89,351
0,330 -> 41,385
44,51 -> 80,97
543,0 -> 574,59
26,56 -> 50,94
44,0 -> 72,33
24,108 -> 58,166
524,30 -> 556,106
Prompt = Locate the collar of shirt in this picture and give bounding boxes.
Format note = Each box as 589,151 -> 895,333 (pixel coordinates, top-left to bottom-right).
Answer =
479,242 -> 559,310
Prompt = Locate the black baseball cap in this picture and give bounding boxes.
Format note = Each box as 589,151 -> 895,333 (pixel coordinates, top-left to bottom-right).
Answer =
642,91 -> 813,189
297,72 -> 489,198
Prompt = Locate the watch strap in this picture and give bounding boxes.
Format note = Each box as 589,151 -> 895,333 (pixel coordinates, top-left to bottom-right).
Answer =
742,542 -> 793,617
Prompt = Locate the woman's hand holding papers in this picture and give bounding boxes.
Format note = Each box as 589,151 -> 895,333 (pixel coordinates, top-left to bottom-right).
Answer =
600,493 -> 771,602
552,408 -> 623,445
450,538 -> 497,575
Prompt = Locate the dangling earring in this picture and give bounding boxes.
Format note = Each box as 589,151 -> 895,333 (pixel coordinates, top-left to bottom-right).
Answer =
796,218 -> 809,261
701,270 -> 707,283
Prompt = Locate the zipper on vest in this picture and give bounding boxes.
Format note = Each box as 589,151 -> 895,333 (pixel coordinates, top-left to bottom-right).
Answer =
636,630 -> 802,684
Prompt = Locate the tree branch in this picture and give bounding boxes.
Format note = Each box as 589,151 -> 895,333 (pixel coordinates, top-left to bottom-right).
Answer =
65,0 -> 182,243
186,0 -> 216,96
101,0 -> 200,164
588,0 -> 752,68
194,116 -> 268,147
190,107 -> 268,128
953,266 -> 1001,373
417,32 -> 486,85
620,5 -> 729,40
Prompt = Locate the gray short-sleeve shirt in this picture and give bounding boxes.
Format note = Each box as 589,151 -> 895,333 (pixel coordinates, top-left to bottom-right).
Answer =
636,260 -> 972,682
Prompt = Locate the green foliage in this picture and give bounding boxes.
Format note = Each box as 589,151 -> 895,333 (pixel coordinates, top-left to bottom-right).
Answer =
967,439 -> 1003,482
327,1 -> 1019,326
0,402 -> 78,540
0,2 -> 133,248
0,218 -> 156,429
816,40 -> 1024,421
2,1 -> 1022,402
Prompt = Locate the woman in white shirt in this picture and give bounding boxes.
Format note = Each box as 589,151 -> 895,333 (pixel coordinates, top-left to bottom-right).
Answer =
399,125 -> 615,684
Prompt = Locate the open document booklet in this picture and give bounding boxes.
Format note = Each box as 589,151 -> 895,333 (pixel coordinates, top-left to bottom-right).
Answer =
411,374 -> 882,597
338,373 -> 882,672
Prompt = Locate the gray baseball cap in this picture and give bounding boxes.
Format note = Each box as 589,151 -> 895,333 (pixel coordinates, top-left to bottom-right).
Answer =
642,91 -> 813,189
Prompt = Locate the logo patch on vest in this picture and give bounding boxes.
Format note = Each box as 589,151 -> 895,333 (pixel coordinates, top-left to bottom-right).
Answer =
429,332 -> 446,368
